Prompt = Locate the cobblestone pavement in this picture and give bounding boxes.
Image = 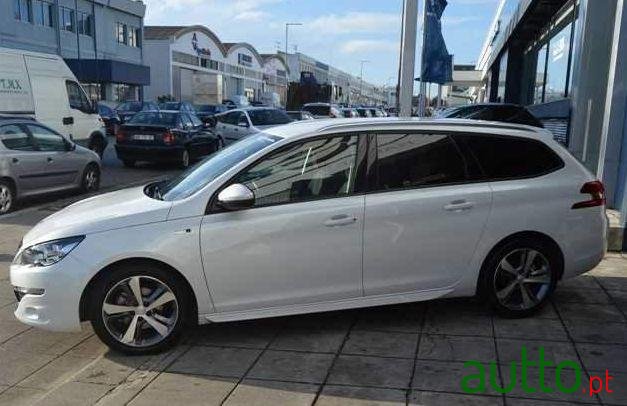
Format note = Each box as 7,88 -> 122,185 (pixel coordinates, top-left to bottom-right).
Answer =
0,147 -> 626,405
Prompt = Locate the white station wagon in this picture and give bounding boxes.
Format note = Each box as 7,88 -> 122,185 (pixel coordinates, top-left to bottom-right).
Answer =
11,118 -> 606,354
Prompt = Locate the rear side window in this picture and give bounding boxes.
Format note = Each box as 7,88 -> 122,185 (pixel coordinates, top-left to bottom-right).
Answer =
373,133 -> 470,191
0,125 -> 35,151
457,135 -> 563,180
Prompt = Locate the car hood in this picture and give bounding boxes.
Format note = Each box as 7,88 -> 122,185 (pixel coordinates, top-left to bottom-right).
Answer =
21,186 -> 172,247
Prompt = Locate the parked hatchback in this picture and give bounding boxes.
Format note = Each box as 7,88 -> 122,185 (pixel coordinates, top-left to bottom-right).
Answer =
0,117 -> 100,214
11,118 -> 606,354
214,107 -> 293,145
115,111 -> 221,168
115,101 -> 159,124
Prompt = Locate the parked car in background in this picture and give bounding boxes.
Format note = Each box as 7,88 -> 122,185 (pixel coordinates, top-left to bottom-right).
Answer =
0,116 -> 101,214
10,118 -> 606,353
214,107 -> 293,145
194,104 -> 229,127
97,103 -> 121,136
356,108 -> 373,118
115,111 -> 221,168
438,103 -> 544,128
116,101 -> 160,124
0,47 -> 106,158
386,107 -> 398,117
157,101 -> 195,114
287,111 -> 315,121
222,100 -> 237,110
301,103 -> 342,119
341,108 -> 359,118
368,108 -> 387,118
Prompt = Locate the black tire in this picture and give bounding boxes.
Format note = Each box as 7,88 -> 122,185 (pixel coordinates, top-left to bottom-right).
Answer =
90,263 -> 192,355
480,237 -> 559,318
180,149 -> 190,169
89,136 -> 106,158
122,160 -> 136,168
81,164 -> 100,193
0,179 -> 15,215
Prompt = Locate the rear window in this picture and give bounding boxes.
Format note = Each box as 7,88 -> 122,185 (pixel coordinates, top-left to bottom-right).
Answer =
160,102 -> 181,110
302,105 -> 330,116
457,135 -> 564,180
117,102 -> 143,112
129,112 -> 178,126
248,110 -> 292,126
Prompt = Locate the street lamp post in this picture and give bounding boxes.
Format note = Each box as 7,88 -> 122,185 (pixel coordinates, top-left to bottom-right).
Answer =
285,22 -> 303,59
359,60 -> 370,104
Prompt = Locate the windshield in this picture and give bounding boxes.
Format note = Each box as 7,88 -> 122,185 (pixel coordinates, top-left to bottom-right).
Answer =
129,112 -> 178,126
248,109 -> 293,126
196,105 -> 216,113
117,102 -> 143,112
152,133 -> 281,201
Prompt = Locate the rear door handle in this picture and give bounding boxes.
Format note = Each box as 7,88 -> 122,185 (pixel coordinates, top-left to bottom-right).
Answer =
324,214 -> 357,227
443,200 -> 475,212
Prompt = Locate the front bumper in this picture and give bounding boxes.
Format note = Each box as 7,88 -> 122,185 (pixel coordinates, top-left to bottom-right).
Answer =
10,255 -> 86,332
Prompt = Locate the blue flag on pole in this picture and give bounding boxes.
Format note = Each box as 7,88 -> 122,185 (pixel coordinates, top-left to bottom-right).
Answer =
421,0 -> 453,84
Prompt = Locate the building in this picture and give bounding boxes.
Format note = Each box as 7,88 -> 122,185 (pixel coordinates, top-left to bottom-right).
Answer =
2,0 -> 150,102
476,0 -> 627,229
143,25 -> 289,106
443,65 -> 483,107
280,51 -> 387,106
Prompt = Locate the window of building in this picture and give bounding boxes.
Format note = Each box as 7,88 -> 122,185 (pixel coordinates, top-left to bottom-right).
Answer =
77,12 -> 93,36
172,51 -> 199,66
14,0 -> 32,22
128,26 -> 140,47
81,83 -> 104,102
544,22 -> 573,102
116,22 -> 127,45
113,84 -> 139,102
374,133 -> 468,191
533,44 -> 548,104
33,0 -> 53,26
235,135 -> 359,207
59,7 -> 74,32
496,51 -> 508,103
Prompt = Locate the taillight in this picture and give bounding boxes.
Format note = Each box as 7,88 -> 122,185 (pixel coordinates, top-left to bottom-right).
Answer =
163,131 -> 175,145
116,129 -> 125,142
572,180 -> 605,209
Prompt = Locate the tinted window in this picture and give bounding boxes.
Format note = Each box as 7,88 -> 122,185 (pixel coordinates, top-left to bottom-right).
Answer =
248,109 -> 292,126
0,125 -> 34,151
28,125 -> 66,152
98,104 -> 113,116
458,135 -> 563,179
375,133 -> 468,191
160,102 -> 181,110
302,105 -> 330,116
129,112 -> 178,126
189,114 -> 203,127
236,135 -> 359,207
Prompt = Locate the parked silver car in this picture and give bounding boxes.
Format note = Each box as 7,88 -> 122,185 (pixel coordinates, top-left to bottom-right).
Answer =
214,107 -> 293,145
0,117 -> 101,214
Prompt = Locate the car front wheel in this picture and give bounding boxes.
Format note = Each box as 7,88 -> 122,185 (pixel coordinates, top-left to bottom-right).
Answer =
81,164 -> 100,192
481,238 -> 559,318
90,264 -> 191,354
0,180 -> 15,215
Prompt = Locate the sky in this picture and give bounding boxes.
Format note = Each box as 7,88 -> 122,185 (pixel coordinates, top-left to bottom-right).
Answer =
143,0 -> 500,86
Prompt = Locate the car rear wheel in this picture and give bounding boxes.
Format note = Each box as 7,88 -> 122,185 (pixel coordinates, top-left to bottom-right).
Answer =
481,238 -> 559,318
90,264 -> 191,354
81,164 -> 100,192
0,180 -> 15,215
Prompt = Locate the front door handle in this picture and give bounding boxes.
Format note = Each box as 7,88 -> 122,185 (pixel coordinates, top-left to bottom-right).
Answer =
324,214 -> 357,227
11,158 -> 19,164
63,116 -> 74,125
443,200 -> 475,212
47,157 -> 54,163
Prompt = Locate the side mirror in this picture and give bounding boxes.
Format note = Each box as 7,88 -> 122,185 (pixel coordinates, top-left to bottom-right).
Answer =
65,140 -> 76,151
217,183 -> 254,211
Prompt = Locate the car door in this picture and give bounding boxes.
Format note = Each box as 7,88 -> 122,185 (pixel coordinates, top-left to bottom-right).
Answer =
216,112 -> 236,143
363,131 -> 492,296
65,80 -> 96,141
28,124 -> 81,187
200,134 -> 365,312
0,124 -> 48,193
188,114 -> 213,157
231,111 -> 251,142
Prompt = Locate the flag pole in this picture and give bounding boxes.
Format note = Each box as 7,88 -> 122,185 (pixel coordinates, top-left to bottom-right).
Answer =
398,0 -> 418,117
418,0 -> 428,117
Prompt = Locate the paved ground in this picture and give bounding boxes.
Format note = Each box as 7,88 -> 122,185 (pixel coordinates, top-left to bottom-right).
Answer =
1,142 -> 626,405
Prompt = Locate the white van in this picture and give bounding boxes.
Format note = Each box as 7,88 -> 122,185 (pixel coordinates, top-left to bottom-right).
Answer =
0,47 -> 106,156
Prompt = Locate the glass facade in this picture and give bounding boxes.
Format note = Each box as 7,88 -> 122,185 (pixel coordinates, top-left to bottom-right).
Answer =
544,22 -> 573,102
533,44 -> 548,104
496,51 -> 508,102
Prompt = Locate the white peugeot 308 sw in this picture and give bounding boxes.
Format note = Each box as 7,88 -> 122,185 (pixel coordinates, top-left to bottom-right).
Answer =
11,119 -> 607,354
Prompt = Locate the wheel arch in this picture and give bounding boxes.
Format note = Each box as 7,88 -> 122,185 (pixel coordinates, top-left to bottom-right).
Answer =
475,230 -> 565,297
79,257 -> 199,324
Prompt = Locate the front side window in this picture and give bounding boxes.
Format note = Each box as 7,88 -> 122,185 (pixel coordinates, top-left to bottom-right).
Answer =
66,81 -> 91,112
27,125 -> 66,152
235,135 -> 359,207
0,125 -> 35,151
374,133 -> 468,191
458,135 -> 564,179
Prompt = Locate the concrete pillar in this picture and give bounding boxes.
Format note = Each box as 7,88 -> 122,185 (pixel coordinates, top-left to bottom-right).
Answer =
398,0 -> 418,117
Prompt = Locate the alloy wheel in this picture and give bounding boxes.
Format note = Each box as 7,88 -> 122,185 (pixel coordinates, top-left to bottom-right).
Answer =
493,248 -> 552,311
0,184 -> 12,214
102,276 -> 179,348
84,168 -> 99,191
181,150 -> 190,168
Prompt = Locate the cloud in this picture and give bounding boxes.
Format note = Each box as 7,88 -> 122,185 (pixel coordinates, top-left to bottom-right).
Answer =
234,10 -> 269,22
340,40 -> 398,54
442,16 -> 482,26
306,12 -> 400,35
144,0 -> 282,24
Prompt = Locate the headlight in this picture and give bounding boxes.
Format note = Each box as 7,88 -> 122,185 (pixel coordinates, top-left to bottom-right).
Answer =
14,236 -> 85,267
